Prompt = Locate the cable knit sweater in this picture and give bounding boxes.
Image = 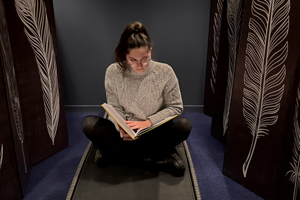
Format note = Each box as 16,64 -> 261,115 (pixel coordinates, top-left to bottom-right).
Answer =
104,60 -> 183,129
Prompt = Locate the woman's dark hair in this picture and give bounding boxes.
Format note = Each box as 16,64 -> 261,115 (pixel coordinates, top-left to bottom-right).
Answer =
114,22 -> 152,72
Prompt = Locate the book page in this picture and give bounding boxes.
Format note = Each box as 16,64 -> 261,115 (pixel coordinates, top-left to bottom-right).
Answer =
136,115 -> 177,135
101,103 -> 136,138
102,103 -> 177,139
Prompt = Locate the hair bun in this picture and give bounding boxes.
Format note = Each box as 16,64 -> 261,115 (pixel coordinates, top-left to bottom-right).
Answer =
131,22 -> 143,34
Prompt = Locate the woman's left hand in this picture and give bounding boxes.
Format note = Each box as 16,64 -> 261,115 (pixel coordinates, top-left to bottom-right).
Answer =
125,120 -> 152,133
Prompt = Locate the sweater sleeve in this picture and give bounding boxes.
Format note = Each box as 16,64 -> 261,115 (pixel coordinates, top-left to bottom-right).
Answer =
148,65 -> 183,125
104,65 -> 126,120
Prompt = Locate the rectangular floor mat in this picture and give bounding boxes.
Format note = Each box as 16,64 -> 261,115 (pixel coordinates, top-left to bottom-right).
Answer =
66,141 -> 201,200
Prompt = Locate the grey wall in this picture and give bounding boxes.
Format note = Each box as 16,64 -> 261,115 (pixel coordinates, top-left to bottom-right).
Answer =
52,0 -> 211,108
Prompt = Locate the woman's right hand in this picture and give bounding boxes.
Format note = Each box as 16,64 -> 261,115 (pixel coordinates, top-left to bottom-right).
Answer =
119,128 -> 132,141
119,125 -> 140,141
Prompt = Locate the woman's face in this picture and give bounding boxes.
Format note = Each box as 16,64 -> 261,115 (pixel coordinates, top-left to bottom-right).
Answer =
126,47 -> 151,73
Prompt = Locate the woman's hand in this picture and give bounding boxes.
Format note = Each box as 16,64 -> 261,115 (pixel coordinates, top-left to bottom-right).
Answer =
125,120 -> 152,132
118,120 -> 152,141
119,126 -> 134,141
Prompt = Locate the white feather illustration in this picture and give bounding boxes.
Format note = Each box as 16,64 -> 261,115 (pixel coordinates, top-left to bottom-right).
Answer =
222,0 -> 243,135
242,0 -> 289,177
286,83 -> 300,200
15,0 -> 60,145
0,144 -> 3,170
0,2 -> 27,172
210,0 -> 224,94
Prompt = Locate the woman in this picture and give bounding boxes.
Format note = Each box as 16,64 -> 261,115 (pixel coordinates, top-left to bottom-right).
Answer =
82,22 -> 192,177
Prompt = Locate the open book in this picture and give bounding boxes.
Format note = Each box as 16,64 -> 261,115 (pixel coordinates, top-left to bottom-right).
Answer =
101,103 -> 177,140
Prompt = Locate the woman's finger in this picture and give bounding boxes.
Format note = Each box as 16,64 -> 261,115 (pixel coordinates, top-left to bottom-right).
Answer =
125,121 -> 135,125
119,129 -> 134,141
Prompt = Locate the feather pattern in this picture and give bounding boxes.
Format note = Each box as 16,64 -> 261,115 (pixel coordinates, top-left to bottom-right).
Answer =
210,0 -> 224,93
242,0 -> 289,177
286,83 -> 300,200
223,0 -> 243,135
15,0 -> 60,145
0,2 -> 27,172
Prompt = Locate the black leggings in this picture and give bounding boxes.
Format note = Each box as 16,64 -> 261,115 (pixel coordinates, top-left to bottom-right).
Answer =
82,116 -> 192,161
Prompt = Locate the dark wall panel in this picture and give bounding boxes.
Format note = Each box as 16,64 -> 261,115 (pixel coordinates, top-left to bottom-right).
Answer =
0,61 -> 23,200
210,0 -> 245,143
2,0 -> 68,166
223,0 -> 300,199
203,0 -> 228,117
271,61 -> 300,200
0,0 -> 31,196
52,0 -> 210,107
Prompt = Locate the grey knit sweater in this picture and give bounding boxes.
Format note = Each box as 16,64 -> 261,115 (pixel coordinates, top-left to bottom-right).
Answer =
104,60 -> 183,129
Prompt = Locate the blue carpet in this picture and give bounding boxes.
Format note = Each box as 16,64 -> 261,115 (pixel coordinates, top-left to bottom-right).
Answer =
23,111 -> 263,200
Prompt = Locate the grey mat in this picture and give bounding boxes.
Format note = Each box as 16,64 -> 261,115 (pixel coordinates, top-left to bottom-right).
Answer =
66,141 -> 201,200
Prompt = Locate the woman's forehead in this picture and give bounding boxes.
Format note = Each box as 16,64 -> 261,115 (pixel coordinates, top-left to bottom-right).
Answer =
127,47 -> 151,58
